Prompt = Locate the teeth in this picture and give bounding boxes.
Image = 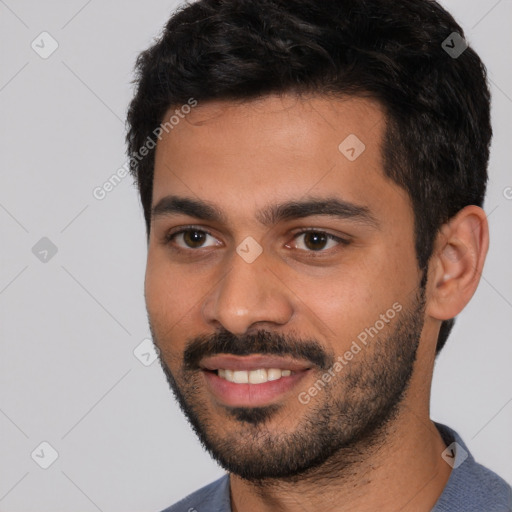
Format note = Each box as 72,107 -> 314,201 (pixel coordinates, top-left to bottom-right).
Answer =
232,370 -> 249,384
216,368 -> 293,384
267,368 -> 282,381
249,369 -> 267,384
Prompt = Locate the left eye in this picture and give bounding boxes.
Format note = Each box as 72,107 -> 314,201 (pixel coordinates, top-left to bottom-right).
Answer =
291,231 -> 345,252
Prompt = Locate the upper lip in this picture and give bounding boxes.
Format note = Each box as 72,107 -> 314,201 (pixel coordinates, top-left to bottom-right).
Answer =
199,354 -> 312,372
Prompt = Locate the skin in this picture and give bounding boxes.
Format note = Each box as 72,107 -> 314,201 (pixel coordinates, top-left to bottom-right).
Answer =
145,94 -> 489,512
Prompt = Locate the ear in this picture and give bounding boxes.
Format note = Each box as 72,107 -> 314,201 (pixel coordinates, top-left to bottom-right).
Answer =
426,205 -> 489,320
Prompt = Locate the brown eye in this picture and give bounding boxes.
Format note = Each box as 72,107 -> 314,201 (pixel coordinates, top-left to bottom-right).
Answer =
182,230 -> 208,248
292,231 -> 345,252
303,232 -> 328,251
165,228 -> 219,250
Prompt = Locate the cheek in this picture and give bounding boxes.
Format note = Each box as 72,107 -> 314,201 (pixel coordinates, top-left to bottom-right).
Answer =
144,252 -> 197,348
291,249 -> 416,346
294,272 -> 382,342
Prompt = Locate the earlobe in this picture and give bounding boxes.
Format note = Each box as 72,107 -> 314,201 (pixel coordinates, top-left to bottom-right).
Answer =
426,206 -> 489,320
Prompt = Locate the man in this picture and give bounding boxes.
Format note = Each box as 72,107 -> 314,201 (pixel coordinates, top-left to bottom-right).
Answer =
126,0 -> 512,510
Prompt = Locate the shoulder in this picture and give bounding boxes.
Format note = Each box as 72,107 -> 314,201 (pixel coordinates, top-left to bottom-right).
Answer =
433,423 -> 512,512
159,474 -> 231,512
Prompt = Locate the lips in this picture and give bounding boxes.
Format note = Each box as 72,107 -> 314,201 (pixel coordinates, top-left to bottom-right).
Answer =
199,354 -> 312,407
200,354 -> 312,372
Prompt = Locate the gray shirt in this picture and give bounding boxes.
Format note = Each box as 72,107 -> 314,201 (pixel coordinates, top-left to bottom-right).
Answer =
161,423 -> 512,512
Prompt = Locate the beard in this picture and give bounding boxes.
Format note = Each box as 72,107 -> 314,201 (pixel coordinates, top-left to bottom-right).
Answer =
151,288 -> 425,482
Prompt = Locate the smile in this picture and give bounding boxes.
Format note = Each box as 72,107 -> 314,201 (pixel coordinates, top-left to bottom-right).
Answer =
199,355 -> 312,407
216,368 -> 292,384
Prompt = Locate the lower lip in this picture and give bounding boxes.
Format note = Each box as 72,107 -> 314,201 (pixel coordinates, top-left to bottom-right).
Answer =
202,370 -> 311,407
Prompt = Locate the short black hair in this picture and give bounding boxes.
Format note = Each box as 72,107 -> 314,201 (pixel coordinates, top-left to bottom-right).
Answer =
126,0 -> 492,354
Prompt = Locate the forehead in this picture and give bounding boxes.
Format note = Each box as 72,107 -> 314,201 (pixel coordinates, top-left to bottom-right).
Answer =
152,94 -> 410,227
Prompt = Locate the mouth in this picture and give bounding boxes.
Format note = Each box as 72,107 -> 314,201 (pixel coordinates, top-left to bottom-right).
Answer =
199,354 -> 312,407
215,367 -> 292,384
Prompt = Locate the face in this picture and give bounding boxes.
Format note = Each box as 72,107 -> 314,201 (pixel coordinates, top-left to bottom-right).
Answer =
146,94 -> 426,479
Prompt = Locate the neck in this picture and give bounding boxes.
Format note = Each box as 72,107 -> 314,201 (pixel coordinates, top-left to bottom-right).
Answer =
229,409 -> 452,512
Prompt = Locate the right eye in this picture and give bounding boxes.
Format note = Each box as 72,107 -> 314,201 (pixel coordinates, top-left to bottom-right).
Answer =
165,227 -> 221,251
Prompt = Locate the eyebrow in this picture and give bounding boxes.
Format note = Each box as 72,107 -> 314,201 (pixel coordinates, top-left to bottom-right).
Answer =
151,195 -> 379,228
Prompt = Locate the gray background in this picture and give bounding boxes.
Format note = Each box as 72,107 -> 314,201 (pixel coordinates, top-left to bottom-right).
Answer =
0,1 -> 511,510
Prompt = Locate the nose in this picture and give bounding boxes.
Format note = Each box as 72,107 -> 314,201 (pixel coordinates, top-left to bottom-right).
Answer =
201,249 -> 294,336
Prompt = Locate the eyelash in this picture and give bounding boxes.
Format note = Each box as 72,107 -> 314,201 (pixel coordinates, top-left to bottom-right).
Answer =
163,225 -> 351,256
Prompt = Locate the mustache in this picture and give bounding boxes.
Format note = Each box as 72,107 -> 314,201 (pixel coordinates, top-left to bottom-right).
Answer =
183,328 -> 333,371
